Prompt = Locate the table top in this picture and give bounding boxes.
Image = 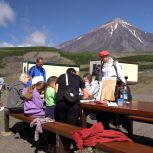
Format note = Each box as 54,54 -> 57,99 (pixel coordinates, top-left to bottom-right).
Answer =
80,101 -> 153,117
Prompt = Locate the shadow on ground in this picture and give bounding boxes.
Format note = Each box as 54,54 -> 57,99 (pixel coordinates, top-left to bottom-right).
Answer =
132,134 -> 153,147
10,122 -> 51,153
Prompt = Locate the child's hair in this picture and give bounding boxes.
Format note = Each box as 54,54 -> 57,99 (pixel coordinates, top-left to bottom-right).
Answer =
83,73 -> 92,83
47,76 -> 57,87
24,81 -> 46,100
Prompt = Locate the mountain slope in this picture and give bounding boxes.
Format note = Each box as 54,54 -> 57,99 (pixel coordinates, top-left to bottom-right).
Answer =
58,18 -> 153,52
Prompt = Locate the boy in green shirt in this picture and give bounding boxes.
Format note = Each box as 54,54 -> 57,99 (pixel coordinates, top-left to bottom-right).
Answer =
45,76 -> 57,119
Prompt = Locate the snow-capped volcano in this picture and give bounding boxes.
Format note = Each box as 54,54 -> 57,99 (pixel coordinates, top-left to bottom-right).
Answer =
57,18 -> 153,52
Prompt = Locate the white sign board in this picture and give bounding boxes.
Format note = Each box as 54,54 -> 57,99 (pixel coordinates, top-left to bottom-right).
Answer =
23,62 -> 80,80
90,60 -> 138,84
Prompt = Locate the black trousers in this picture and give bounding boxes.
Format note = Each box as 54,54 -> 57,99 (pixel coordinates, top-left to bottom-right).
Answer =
96,111 -> 131,132
97,111 -> 114,129
54,101 -> 80,150
55,101 -> 80,125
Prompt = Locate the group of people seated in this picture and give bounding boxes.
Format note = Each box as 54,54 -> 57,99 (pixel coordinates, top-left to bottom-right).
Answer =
6,69 -> 98,119
5,50 -> 132,152
6,50 -> 131,125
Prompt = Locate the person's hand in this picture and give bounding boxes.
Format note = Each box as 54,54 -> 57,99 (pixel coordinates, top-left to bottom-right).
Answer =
86,95 -> 94,100
96,99 -> 108,104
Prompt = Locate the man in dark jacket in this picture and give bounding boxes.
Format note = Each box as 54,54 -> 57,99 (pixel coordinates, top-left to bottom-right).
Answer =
92,64 -> 101,81
55,68 -> 89,125
6,73 -> 30,112
55,68 -> 89,152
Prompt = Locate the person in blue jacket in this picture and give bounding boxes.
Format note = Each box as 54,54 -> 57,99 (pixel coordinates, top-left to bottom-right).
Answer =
27,57 -> 46,87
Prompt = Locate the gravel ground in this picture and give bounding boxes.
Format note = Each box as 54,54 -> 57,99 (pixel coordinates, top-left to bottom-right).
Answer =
0,88 -> 153,153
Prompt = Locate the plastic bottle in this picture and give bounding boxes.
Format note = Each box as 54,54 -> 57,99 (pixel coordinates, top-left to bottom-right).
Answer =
119,83 -> 124,99
124,76 -> 129,104
119,88 -> 123,99
123,85 -> 128,103
117,85 -> 124,106
119,81 -> 128,104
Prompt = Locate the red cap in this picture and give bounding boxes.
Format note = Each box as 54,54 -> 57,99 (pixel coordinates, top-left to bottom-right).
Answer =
98,50 -> 109,57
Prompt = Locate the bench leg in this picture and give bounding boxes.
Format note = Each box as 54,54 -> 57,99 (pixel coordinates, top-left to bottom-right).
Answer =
128,120 -> 133,138
115,114 -> 120,130
80,109 -> 87,127
4,110 -> 10,132
56,135 -> 64,153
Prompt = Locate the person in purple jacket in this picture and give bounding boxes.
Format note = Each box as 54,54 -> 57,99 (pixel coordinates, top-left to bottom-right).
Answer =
23,81 -> 46,118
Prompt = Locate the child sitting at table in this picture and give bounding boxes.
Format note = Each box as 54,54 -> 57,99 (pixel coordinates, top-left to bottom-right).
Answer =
45,76 -> 57,119
83,73 -> 99,120
83,73 -> 99,99
23,81 -> 46,117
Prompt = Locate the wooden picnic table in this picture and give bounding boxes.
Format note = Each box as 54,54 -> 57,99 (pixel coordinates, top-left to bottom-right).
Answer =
80,101 -> 153,118
80,101 -> 153,136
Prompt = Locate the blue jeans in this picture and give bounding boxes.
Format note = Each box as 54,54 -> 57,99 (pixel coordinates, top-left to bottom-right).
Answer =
45,106 -> 55,119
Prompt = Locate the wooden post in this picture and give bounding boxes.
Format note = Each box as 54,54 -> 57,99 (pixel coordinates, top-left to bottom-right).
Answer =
80,108 -> 87,127
115,113 -> 121,130
4,110 -> 10,132
128,120 -> 133,138
56,134 -> 64,153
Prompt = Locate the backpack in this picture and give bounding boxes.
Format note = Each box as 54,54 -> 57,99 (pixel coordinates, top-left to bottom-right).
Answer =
64,74 -> 79,104
100,60 -> 120,81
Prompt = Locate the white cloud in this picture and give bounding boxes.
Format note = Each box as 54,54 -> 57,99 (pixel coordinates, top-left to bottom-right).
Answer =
8,33 -> 18,42
0,42 -> 14,47
0,1 -> 15,26
25,31 -> 47,46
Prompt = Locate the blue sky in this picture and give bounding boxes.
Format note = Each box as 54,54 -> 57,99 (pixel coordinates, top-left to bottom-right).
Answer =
0,0 -> 153,47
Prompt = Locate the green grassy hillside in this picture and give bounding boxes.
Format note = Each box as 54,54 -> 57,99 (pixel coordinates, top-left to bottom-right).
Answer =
0,47 -> 59,68
119,55 -> 153,71
0,47 -> 153,71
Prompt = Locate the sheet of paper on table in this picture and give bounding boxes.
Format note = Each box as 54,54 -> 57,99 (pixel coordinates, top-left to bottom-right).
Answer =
80,99 -> 96,103
107,102 -> 118,107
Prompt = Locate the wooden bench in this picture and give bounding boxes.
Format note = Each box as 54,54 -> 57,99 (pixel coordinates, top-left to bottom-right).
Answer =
128,115 -> 153,124
4,110 -> 81,153
126,115 -> 153,137
4,110 -> 153,153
